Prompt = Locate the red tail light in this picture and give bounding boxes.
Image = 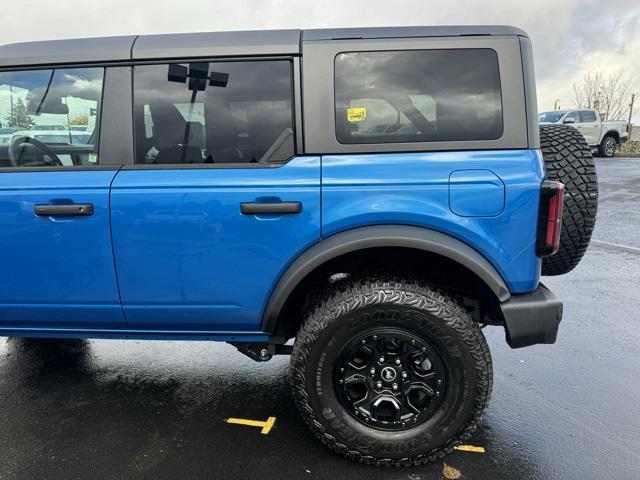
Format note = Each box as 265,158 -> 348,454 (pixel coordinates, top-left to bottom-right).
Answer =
536,181 -> 565,257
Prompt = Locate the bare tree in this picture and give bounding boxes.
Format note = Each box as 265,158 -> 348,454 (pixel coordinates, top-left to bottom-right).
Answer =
602,73 -> 634,121
573,72 -> 633,121
573,73 -> 602,111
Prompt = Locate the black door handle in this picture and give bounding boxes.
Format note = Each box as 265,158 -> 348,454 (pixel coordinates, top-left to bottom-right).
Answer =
240,202 -> 302,215
34,204 -> 94,216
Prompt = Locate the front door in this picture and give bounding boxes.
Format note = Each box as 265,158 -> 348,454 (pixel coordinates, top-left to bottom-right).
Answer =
110,59 -> 320,332
0,67 -> 124,331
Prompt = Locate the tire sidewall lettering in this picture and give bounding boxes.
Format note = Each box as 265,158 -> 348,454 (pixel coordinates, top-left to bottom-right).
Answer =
304,302 -> 480,456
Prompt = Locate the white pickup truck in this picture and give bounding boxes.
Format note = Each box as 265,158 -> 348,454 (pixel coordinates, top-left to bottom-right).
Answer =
539,109 -> 629,157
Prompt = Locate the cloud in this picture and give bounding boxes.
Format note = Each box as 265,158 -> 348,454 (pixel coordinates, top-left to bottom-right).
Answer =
2,0 -> 639,121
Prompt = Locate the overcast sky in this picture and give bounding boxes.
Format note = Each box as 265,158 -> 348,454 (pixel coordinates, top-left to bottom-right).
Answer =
2,0 -> 639,122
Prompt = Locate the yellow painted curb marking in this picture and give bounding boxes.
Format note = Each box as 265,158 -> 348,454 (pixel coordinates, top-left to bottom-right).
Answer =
226,416 -> 276,435
454,444 -> 485,453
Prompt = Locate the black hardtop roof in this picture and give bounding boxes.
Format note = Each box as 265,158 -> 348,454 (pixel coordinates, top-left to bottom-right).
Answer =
0,26 -> 527,68
303,25 -> 527,40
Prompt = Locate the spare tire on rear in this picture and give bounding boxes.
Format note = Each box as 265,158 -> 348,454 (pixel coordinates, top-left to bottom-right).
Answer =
539,124 -> 598,276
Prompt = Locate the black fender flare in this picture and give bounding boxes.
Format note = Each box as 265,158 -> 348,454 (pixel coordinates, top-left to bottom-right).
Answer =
602,130 -> 620,143
261,225 -> 511,333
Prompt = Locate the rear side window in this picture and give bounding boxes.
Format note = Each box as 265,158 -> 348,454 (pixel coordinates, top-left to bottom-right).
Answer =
133,60 -> 295,165
579,110 -> 597,122
334,49 -> 503,144
0,68 -> 103,168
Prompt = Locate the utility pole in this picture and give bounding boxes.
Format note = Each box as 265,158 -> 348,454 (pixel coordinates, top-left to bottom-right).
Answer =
627,93 -> 635,141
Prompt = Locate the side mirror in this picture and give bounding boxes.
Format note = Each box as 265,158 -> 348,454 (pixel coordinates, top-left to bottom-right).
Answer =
563,117 -> 576,124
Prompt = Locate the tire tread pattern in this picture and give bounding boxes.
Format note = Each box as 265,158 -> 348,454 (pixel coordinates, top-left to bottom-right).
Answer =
539,124 -> 598,276
290,276 -> 492,467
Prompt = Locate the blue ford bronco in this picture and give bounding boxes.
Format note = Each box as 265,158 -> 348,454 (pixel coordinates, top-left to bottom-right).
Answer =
0,26 -> 597,466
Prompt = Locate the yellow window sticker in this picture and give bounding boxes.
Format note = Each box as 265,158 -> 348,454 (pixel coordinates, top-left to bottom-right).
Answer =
347,107 -> 367,123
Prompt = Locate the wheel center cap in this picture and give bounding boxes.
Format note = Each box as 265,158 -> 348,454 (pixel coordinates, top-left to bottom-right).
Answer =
381,366 -> 397,382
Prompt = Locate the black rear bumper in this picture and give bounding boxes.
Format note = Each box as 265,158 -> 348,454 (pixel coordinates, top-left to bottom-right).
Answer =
500,283 -> 563,348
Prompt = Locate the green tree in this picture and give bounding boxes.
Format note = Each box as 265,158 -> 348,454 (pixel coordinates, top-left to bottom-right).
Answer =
5,97 -> 34,129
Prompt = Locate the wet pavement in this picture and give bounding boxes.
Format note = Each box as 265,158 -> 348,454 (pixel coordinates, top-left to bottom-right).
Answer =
1,157 -> 639,480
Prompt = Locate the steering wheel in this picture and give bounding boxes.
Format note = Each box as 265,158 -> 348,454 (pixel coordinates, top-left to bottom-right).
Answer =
8,136 -> 63,167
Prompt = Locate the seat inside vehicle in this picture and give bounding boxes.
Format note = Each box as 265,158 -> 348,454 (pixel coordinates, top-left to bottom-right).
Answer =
204,96 -> 242,163
146,102 -> 204,164
132,60 -> 296,165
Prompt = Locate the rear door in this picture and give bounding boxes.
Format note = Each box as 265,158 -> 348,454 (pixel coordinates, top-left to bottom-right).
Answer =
577,110 -> 601,145
0,67 -> 124,331
110,59 -> 320,333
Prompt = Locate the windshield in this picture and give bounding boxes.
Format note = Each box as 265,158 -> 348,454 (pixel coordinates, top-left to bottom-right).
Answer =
538,111 -> 565,123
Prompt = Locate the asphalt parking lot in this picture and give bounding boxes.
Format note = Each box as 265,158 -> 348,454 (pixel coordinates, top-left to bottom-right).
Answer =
0,157 -> 639,480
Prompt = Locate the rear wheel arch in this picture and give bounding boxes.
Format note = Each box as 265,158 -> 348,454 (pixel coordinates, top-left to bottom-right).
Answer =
262,225 -> 511,338
602,130 -> 620,143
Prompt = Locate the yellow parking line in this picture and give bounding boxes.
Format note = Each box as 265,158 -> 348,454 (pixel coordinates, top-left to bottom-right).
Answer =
260,416 -> 276,434
454,444 -> 485,453
226,416 -> 277,435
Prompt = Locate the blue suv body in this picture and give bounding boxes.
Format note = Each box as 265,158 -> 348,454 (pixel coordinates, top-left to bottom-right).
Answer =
0,26 -> 572,464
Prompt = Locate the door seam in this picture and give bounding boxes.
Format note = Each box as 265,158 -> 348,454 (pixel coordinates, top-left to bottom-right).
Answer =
319,155 -> 324,238
107,165 -> 129,325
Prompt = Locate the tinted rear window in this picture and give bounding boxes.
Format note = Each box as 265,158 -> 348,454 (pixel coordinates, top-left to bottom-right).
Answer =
334,49 -> 503,144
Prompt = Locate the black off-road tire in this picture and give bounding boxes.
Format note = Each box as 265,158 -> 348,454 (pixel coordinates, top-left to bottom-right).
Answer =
598,135 -> 617,158
290,277 -> 492,467
539,124 -> 598,276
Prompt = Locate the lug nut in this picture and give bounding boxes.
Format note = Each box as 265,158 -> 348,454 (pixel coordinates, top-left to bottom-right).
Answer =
376,381 -> 382,388
370,368 -> 375,375
379,356 -> 385,363
392,383 -> 398,390
402,371 -> 408,379
395,358 -> 401,365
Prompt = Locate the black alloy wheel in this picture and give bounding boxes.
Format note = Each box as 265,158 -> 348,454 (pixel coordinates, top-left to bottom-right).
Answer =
334,328 -> 446,431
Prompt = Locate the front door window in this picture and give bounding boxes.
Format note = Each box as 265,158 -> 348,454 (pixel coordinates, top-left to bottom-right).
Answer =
0,68 -> 103,168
